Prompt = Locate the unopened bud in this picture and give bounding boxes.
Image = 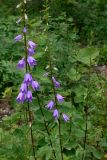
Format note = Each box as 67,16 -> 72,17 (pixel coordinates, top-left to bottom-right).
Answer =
16,3 -> 22,8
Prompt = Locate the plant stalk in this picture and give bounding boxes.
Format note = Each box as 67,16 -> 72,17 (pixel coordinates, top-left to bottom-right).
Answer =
82,59 -> 91,160
36,92 -> 57,160
22,1 -> 36,160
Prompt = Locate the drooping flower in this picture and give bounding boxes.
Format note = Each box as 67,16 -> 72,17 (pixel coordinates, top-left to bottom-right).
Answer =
15,34 -> 22,42
20,83 -> 27,93
47,100 -> 54,110
31,80 -> 40,91
52,77 -> 60,88
28,40 -> 36,49
27,56 -> 37,66
62,114 -> 69,122
56,94 -> 64,103
28,48 -> 35,55
26,90 -> 32,102
17,58 -> 25,69
53,109 -> 59,119
24,73 -> 32,85
23,27 -> 27,33
16,92 -> 25,103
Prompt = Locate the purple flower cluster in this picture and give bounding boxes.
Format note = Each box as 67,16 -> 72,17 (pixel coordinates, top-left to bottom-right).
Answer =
16,73 -> 40,103
17,41 -> 37,69
47,77 -> 69,122
15,28 -> 37,69
16,28 -> 40,103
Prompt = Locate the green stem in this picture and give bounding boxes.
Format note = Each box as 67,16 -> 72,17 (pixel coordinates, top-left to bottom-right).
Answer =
44,0 -> 63,159
48,48 -> 63,160
36,92 -> 57,160
58,119 -> 63,160
22,1 -> 36,160
82,60 -> 91,160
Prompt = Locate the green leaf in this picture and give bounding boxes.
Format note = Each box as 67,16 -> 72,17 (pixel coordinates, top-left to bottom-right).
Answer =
67,68 -> 81,81
37,145 -> 52,160
92,148 -> 103,159
75,47 -> 99,66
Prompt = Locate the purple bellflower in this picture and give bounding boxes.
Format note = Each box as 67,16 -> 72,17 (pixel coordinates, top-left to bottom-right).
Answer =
47,100 -> 54,110
62,114 -> 69,122
16,92 -> 25,103
28,48 -> 35,56
26,90 -> 32,102
32,80 -> 40,91
23,27 -> 27,33
17,58 -> 25,69
56,94 -> 64,103
53,109 -> 59,119
20,83 -> 27,93
15,34 -> 22,42
28,40 -> 36,49
24,73 -> 32,85
27,56 -> 37,66
52,77 -> 60,88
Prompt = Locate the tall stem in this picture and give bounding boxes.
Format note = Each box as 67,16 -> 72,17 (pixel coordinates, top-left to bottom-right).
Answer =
44,0 -> 63,159
49,53 -> 63,160
82,106 -> 88,160
82,60 -> 91,160
27,102 -> 36,160
58,118 -> 63,160
22,1 -> 36,160
36,92 -> 57,159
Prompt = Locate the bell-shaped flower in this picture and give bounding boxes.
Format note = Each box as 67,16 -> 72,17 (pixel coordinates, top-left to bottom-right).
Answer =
56,94 -> 64,103
47,100 -> 54,110
23,27 -> 27,33
62,114 -> 69,122
20,83 -> 27,93
16,92 -> 25,103
28,40 -> 36,49
28,48 -> 35,56
31,80 -> 40,91
26,90 -> 32,102
24,73 -> 32,85
27,56 -> 37,66
52,77 -> 60,88
17,58 -> 25,69
53,109 -> 59,119
15,34 -> 22,42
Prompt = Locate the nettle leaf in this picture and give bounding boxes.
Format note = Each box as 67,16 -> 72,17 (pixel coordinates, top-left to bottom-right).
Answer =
64,140 -> 77,150
37,145 -> 52,160
75,145 -> 83,159
67,68 -> 81,81
92,148 -> 103,159
75,47 -> 99,66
